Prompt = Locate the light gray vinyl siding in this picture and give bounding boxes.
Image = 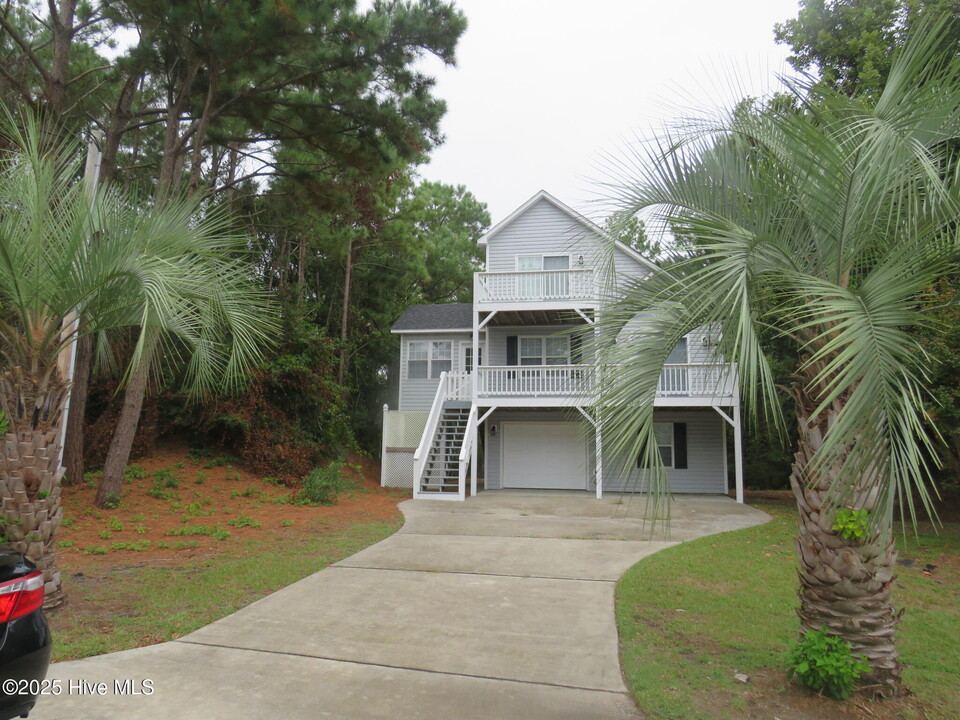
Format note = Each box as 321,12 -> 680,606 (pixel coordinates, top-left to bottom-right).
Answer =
613,246 -> 652,281
483,409 -> 588,490
486,198 -> 602,272
484,325 -> 594,365
398,332 -> 471,411
484,198 -> 652,291
601,409 -> 726,494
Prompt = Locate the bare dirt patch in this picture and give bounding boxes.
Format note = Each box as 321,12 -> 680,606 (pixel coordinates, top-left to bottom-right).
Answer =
56,444 -> 404,570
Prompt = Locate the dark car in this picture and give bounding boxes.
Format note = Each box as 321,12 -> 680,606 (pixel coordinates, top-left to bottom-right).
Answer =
0,547 -> 51,720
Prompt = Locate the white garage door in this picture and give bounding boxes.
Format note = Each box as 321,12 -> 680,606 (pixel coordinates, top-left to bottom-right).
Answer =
502,422 -> 586,490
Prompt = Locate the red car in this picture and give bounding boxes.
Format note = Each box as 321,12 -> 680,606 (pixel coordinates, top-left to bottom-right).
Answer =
0,547 -> 51,720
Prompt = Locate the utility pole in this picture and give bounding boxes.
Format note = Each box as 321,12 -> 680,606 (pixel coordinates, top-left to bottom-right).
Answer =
56,130 -> 103,471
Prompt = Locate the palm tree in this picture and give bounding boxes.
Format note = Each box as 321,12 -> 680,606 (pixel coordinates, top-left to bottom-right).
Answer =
595,24 -> 960,698
0,115 -> 277,608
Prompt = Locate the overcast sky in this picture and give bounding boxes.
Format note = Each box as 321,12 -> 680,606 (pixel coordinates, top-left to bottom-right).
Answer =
417,0 -> 804,224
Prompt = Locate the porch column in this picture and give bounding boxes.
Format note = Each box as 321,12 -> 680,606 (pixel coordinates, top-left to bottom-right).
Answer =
380,404 -> 389,488
470,408 -> 479,497
472,309 -> 480,402
595,413 -> 603,500
733,404 -> 744,503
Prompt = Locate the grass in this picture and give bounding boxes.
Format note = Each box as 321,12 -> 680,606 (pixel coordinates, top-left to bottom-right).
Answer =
49,520 -> 400,661
616,499 -> 960,720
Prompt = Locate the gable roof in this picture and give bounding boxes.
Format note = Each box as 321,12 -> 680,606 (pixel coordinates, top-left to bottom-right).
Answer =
391,303 -> 473,333
479,189 -> 660,275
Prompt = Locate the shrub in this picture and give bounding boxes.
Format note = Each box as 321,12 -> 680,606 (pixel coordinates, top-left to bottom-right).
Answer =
294,459 -> 352,506
788,628 -> 870,700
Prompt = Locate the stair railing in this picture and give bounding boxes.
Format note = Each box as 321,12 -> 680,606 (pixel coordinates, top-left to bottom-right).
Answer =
456,405 -> 478,501
412,372 -> 449,499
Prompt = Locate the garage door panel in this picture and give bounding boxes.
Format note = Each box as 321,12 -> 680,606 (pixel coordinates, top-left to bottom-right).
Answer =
502,422 -> 586,490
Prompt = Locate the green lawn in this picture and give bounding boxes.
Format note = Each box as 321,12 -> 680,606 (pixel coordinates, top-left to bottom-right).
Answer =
49,520 -> 400,661
616,499 -> 960,720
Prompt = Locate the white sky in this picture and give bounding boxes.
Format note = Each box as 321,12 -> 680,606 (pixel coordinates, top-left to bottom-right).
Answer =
418,0 -> 803,223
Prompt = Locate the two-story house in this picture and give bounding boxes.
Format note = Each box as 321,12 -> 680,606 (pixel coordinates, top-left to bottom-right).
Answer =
380,191 -> 744,502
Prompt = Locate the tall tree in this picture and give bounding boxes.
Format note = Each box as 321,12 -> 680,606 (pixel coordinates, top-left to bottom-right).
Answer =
595,23 -> 960,697
774,0 -> 960,97
0,113 -> 276,605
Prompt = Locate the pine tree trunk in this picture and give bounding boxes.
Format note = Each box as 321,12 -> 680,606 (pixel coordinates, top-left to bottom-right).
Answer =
95,337 -> 155,508
0,366 -> 68,609
62,333 -> 91,486
338,237 -> 354,385
790,395 -> 902,698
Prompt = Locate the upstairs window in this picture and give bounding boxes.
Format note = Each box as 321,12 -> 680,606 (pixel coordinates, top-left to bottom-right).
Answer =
517,255 -> 571,298
666,337 -> 688,364
407,340 -> 452,379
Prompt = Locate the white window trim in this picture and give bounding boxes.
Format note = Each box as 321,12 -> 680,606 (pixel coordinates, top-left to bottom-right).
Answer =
518,335 -> 570,365
514,253 -> 573,271
406,340 -> 453,380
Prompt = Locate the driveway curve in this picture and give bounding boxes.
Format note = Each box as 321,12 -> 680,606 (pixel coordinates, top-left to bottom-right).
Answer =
29,492 -> 768,720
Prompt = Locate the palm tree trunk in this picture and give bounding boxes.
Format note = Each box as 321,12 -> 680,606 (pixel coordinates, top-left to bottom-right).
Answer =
0,365 -> 68,609
790,395 -> 902,698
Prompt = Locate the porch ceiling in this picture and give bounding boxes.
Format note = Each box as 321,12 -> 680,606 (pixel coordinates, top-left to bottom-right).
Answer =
481,309 -> 592,326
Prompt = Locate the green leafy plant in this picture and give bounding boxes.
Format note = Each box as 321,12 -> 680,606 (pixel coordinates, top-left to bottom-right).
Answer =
108,518 -> 123,532
38,490 -> 50,500
83,545 -> 108,556
211,526 -> 230,541
280,519 -> 294,527
102,493 -> 121,509
0,408 -> 8,436
788,628 -> 870,700
111,540 -> 151,552
152,469 -> 179,488
168,525 -> 214,537
98,531 -> 112,540
57,540 -> 74,548
135,525 -> 147,535
194,472 -> 207,485
124,464 -> 147,481
294,459 -> 352,506
833,509 -> 869,542
227,515 -> 260,528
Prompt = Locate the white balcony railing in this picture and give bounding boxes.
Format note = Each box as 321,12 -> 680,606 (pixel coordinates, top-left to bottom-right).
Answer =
470,363 -> 737,400
477,365 -> 594,397
475,269 -> 595,304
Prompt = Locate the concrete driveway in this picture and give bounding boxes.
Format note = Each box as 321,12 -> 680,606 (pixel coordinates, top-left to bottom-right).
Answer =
30,492 -> 768,720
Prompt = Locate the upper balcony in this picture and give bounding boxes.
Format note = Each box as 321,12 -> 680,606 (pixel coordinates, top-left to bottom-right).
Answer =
442,363 -> 739,408
474,269 -> 596,311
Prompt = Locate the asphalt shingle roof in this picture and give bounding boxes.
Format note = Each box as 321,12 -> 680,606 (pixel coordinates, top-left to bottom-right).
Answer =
392,303 -> 473,332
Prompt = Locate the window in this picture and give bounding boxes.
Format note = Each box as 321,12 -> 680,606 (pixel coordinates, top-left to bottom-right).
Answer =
516,254 -> 570,271
653,422 -> 674,466
666,337 -> 688,364
407,340 -> 452,380
408,341 -> 428,379
517,255 -> 571,298
638,422 -> 688,469
519,336 -> 570,366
